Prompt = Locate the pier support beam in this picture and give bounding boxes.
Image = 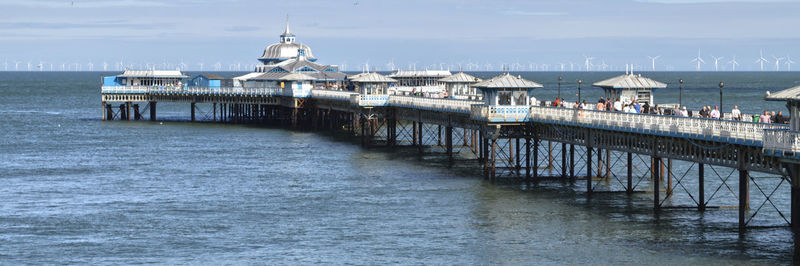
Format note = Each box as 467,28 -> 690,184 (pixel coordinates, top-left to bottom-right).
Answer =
561,142 -> 567,180
653,156 -> 661,211
125,102 -> 131,120
587,146 -> 593,194
569,144 -> 575,181
525,138 -> 531,181
699,163 -> 705,211
191,102 -> 196,122
533,138 -> 539,181
789,164 -> 800,259
149,101 -> 157,121
445,126 -> 453,161
106,104 -> 114,121
739,169 -> 749,231
101,101 -> 107,121
133,104 -> 141,120
626,152 -> 633,193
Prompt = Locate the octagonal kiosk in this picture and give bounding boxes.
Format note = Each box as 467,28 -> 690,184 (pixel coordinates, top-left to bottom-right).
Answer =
347,72 -> 396,106
471,73 -> 543,123
439,72 -> 482,100
592,73 -> 666,105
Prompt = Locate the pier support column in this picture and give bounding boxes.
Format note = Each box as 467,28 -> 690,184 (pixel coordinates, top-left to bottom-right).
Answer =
491,138 -> 497,181
653,156 -> 661,211
525,138 -> 531,181
105,104 -> 114,121
699,163 -> 705,211
561,142 -> 567,179
438,125 -> 442,147
191,102 -> 196,122
739,169 -> 750,231
101,101 -> 107,121
125,102 -> 131,120
569,144 -> 575,181
515,138 -> 521,173
445,126 -> 453,161
533,138 -> 539,181
133,104 -> 141,120
388,112 -> 397,147
667,159 -> 673,196
587,146 -> 593,194
119,104 -> 127,121
213,103 -> 217,122
627,152 -> 633,193
418,122 -> 424,154
412,122 -> 418,146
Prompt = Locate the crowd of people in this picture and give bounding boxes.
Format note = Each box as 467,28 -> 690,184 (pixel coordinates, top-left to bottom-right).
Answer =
549,97 -> 789,124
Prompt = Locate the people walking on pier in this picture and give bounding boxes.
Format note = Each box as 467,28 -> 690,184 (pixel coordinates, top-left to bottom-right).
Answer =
760,111 -> 772,123
596,98 -> 605,111
710,106 -> 720,119
731,106 -> 742,121
680,106 -> 689,117
605,98 -> 613,111
613,99 -> 622,112
774,111 -> 786,124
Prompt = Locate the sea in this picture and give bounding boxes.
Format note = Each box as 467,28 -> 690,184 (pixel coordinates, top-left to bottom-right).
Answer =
1,71 -> 799,264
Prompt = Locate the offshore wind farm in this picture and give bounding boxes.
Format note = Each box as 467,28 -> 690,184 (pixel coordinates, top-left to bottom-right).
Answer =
3,0 -> 800,265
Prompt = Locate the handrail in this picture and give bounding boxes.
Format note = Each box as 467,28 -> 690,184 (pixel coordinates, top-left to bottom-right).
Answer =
763,129 -> 800,155
528,105 -> 788,143
101,86 -> 282,96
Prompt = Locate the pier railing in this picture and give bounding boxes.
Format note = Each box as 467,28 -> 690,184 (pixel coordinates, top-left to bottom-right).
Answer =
470,105 -> 532,122
763,129 -> 800,157
351,95 -> 391,106
310,89 -> 358,101
528,106 -> 788,145
101,86 -> 281,96
390,96 -> 479,114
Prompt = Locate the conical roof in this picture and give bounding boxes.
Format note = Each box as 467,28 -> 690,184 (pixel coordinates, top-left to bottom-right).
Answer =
472,73 -> 543,89
348,72 -> 397,83
592,74 -> 667,89
439,72 -> 482,83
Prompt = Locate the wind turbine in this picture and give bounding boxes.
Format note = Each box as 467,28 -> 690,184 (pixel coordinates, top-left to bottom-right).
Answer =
710,55 -> 723,72
599,61 -> 609,71
756,50 -> 769,71
772,55 -> 784,71
786,56 -> 795,71
583,56 -> 594,72
103,61 -> 108,71
88,62 -> 94,71
728,56 -> 739,71
647,55 -> 660,71
690,50 -> 705,71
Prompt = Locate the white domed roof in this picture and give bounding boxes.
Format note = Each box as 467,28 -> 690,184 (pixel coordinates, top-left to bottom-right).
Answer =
259,42 -> 315,63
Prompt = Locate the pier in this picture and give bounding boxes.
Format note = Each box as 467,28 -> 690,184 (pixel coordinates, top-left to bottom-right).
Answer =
98,19 -> 800,257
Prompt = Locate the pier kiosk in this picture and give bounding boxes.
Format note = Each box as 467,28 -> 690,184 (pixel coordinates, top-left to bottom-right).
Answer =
592,73 -> 667,105
389,70 -> 451,95
101,70 -> 188,121
348,72 -> 396,95
473,73 -> 543,109
279,73 -> 316,98
439,72 -> 482,100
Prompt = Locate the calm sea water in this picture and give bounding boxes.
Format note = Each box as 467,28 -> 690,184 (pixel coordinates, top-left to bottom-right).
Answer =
1,71 -> 799,264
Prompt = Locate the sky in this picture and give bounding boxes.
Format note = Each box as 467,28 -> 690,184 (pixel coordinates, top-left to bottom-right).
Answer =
0,0 -> 798,71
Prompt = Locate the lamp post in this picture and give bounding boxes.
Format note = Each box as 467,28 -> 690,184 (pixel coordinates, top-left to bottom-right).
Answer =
719,82 -> 724,119
577,79 -> 582,104
678,79 -> 683,108
558,76 -> 562,100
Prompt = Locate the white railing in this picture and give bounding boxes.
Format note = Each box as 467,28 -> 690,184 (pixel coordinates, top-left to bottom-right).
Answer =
528,106 -> 788,143
470,105 -> 532,122
350,94 -> 391,106
763,129 -> 800,155
310,89 -> 358,101
101,86 -> 282,96
390,95 -> 480,114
